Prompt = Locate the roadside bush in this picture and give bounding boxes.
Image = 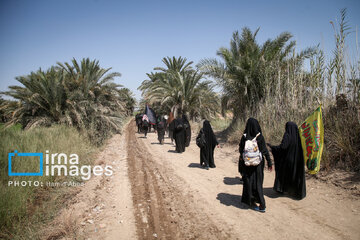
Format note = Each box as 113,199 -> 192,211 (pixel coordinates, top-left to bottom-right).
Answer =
0,125 -> 94,238
322,95 -> 360,171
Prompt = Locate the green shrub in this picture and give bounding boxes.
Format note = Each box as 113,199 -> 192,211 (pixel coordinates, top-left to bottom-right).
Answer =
0,125 -> 94,236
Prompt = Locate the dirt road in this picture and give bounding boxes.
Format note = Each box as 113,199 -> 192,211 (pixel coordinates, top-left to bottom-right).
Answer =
57,120 -> 360,240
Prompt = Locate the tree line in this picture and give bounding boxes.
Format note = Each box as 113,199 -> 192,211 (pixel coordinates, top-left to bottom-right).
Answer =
0,58 -> 135,145
138,9 -> 359,171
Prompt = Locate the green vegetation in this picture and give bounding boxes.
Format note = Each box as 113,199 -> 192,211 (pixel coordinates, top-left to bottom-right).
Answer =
0,7 -> 359,240
138,56 -> 219,119
210,117 -> 232,132
198,27 -> 315,123
0,58 -> 135,238
201,9 -> 359,171
0,125 -> 94,239
137,9 -> 359,172
1,58 -> 135,145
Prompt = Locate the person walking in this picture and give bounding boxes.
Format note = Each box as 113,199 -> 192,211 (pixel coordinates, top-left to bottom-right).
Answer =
157,117 -> 166,144
268,122 -> 306,200
173,116 -> 186,153
167,112 -> 175,145
142,114 -> 149,138
239,118 -> 272,212
198,120 -> 219,169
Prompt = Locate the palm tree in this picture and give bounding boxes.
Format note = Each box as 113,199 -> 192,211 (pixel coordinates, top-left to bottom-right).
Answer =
1,58 -> 135,145
1,67 -> 66,128
198,27 -> 315,121
154,56 -> 194,73
138,56 -> 219,119
118,88 -> 136,115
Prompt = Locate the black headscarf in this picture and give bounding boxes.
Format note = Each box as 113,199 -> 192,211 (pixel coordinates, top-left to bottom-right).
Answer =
174,117 -> 186,153
238,118 -> 270,208
271,121 -> 306,199
200,120 -> 218,168
182,114 -> 191,147
243,118 -> 262,140
203,120 -> 217,147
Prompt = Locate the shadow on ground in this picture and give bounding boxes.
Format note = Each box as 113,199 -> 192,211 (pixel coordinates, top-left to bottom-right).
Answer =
188,163 -> 203,169
216,193 -> 249,210
167,150 -> 179,153
223,177 -> 243,185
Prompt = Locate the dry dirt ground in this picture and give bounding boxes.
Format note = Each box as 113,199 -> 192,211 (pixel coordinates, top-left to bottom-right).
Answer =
50,120 -> 360,240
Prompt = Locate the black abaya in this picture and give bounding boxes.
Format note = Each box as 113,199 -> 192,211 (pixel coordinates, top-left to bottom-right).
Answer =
168,120 -> 175,142
182,115 -> 191,147
157,119 -> 166,144
270,122 -> 306,199
136,114 -> 143,133
200,120 -> 218,168
239,118 -> 272,209
174,118 -> 186,153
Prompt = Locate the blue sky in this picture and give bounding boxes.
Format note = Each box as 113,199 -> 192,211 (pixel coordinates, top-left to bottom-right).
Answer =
0,0 -> 359,100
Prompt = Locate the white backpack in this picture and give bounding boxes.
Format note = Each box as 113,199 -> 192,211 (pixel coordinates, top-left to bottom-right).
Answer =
243,133 -> 262,166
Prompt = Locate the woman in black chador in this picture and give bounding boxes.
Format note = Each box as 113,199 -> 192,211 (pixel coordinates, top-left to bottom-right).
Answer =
167,112 -> 175,144
173,117 -> 186,153
199,120 -> 219,169
239,118 -> 272,212
182,114 -> 191,147
268,122 -> 306,200
157,117 -> 166,144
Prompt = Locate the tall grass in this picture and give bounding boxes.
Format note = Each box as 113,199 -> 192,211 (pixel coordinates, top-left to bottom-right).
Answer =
225,9 -> 360,172
210,117 -> 232,131
0,125 -> 94,239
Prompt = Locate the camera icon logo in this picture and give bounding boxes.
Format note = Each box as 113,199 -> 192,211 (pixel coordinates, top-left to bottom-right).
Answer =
8,150 -> 43,176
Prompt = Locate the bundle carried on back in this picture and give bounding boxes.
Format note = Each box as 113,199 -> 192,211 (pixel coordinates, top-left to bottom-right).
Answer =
242,133 -> 262,166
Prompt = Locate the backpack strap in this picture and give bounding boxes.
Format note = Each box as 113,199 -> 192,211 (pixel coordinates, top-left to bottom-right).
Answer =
252,132 -> 261,141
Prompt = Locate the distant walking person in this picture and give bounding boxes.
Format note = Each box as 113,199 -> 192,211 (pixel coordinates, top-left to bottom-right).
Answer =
268,122 -> 306,199
167,112 -> 175,145
157,117 -> 166,144
183,114 -> 191,147
173,116 -> 186,153
239,118 -> 272,212
135,113 -> 143,133
142,114 -> 149,138
198,120 -> 219,170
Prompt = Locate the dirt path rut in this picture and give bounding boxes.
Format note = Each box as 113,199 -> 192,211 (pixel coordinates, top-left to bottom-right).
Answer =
126,120 -> 231,239
127,120 -> 359,240
54,120 -> 359,240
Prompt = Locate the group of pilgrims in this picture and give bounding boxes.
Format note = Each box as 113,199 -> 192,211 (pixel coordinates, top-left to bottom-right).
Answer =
135,113 -> 306,213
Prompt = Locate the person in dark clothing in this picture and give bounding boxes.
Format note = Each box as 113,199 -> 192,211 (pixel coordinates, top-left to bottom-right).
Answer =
199,120 -> 219,169
157,117 -> 166,144
239,118 -> 272,212
164,115 -> 169,134
167,112 -> 175,145
135,114 -> 143,133
173,117 -> 186,153
142,114 -> 149,138
182,114 -> 191,147
268,122 -> 306,200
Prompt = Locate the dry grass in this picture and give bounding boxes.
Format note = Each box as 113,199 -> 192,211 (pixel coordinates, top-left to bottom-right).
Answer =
322,96 -> 360,171
225,96 -> 360,173
41,209 -> 79,240
0,125 -> 94,239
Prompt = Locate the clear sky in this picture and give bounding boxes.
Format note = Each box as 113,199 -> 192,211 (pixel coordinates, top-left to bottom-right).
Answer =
0,0 -> 359,100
